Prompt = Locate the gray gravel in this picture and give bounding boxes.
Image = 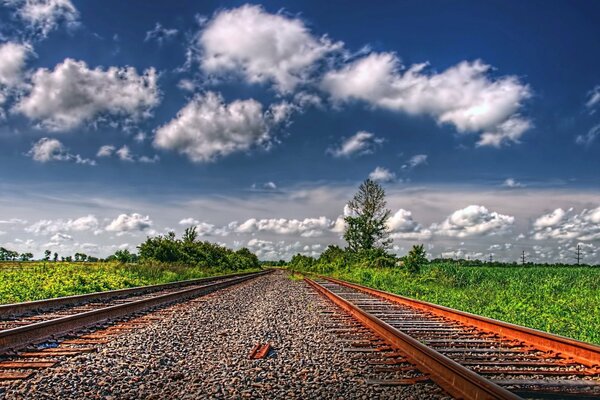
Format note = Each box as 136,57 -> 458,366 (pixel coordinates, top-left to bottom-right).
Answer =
2,271 -> 447,399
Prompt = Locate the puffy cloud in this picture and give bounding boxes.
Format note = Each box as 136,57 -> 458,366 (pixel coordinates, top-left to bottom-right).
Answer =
0,42 -> 30,87
369,166 -> 396,182
532,207 -> 600,242
402,154 -> 427,169
433,205 -> 514,238
154,91 -> 275,162
387,209 -> 432,240
27,137 -> 95,165
116,145 -> 134,162
4,0 -> 79,37
251,181 -> 278,191
26,214 -> 99,235
105,213 -> 153,233
233,217 -> 334,237
197,4 -> 341,92
15,58 -> 159,131
144,22 -> 178,45
329,131 -> 383,158
502,178 -> 525,188
96,145 -> 115,157
321,53 -> 531,147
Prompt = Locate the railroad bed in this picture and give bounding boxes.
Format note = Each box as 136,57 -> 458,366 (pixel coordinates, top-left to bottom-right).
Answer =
307,276 -> 600,399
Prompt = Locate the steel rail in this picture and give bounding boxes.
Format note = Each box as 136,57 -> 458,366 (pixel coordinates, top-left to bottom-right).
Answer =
322,276 -> 600,367
0,270 -> 262,317
306,278 -> 521,400
0,270 -> 271,354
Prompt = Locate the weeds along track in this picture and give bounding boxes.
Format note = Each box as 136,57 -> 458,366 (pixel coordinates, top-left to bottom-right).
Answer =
0,270 -> 271,355
306,276 -> 600,399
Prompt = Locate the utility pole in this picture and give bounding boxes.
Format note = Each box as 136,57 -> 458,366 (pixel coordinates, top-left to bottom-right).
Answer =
521,250 -> 526,265
576,245 -> 582,265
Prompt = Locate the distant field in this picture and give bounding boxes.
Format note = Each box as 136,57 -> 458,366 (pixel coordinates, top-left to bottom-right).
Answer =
321,263 -> 600,345
0,262 -> 260,304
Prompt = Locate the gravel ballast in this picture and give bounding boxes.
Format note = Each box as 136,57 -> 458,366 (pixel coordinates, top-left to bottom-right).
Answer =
2,271 -> 447,399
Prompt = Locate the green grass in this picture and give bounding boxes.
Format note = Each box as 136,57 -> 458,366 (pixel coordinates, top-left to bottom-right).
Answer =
0,261 -> 260,304
317,263 -> 600,345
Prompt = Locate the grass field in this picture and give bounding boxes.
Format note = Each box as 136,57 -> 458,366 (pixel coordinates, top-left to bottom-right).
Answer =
0,262 -> 260,304
316,263 -> 600,345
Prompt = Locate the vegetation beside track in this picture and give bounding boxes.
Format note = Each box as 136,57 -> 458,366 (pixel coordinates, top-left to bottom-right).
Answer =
290,257 -> 600,345
0,261 -> 261,304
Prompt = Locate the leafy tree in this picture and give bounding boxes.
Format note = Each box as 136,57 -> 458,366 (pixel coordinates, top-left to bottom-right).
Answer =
53,252 -> 58,262
182,226 -> 198,243
19,252 -> 33,261
344,179 -> 392,252
405,244 -> 427,273
44,250 -> 51,261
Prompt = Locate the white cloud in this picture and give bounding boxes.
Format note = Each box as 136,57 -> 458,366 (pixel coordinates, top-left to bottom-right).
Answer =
576,123 -> 600,146
5,0 -> 79,37
532,207 -> 600,242
329,131 -> 383,158
502,178 -> 525,188
586,85 -> 600,110
0,218 -> 27,224
116,145 -> 134,162
144,22 -> 178,45
198,4 -> 341,92
96,145 -> 115,157
369,166 -> 396,182
321,53 -> 531,147
252,181 -> 278,191
15,58 -> 159,131
233,217 -> 334,237
154,91 -> 275,162
27,137 -> 95,165
402,154 -> 428,169
105,213 -> 153,233
432,205 -> 514,238
26,214 -> 99,235
387,209 -> 432,240
179,217 -> 199,225
0,42 -> 30,87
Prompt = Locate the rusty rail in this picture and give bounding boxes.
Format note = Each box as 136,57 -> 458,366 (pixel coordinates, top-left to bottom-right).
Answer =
306,278 -> 521,400
0,270 -> 263,317
322,276 -> 600,367
0,270 -> 271,354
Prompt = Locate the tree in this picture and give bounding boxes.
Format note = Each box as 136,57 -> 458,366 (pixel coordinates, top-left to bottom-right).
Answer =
44,250 -> 51,261
20,252 -> 33,261
405,244 -> 427,273
182,226 -> 198,244
53,252 -> 58,262
344,179 -> 392,252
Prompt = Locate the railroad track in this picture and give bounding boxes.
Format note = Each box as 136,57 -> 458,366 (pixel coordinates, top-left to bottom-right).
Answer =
306,276 -> 600,400
0,270 -> 271,355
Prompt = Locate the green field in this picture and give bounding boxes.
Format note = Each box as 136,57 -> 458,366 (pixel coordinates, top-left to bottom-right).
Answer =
0,262 -> 260,304
313,263 -> 600,345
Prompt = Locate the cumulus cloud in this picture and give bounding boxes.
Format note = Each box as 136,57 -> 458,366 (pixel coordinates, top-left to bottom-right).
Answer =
4,0 -> 79,37
532,207 -> 600,242
96,145 -> 115,157
96,144 -> 157,163
502,178 -> 525,188
387,209 -> 432,240
197,4 -> 341,92
154,91 -> 276,162
27,137 -> 95,165
402,154 -> 428,169
321,53 -> 531,147
328,131 -> 383,158
251,181 -> 278,191
0,42 -> 30,87
144,22 -> 178,45
432,205 -> 514,238
15,58 -> 159,131
233,217 -> 334,237
105,213 -> 153,233
26,214 -> 99,235
369,166 -> 396,182
116,145 -> 134,162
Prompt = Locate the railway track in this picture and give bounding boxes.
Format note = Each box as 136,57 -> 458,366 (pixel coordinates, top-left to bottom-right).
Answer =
0,270 -> 271,355
306,276 -> 600,400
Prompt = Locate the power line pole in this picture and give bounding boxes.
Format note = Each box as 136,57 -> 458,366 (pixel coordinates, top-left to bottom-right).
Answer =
521,250 -> 526,265
576,244 -> 582,265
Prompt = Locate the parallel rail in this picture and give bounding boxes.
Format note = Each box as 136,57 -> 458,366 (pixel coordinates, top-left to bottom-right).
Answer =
323,276 -> 600,367
306,278 -> 520,400
0,270 -> 271,354
0,270 -> 262,317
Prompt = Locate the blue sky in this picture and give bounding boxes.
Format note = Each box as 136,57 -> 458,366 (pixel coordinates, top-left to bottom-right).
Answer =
0,0 -> 598,263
